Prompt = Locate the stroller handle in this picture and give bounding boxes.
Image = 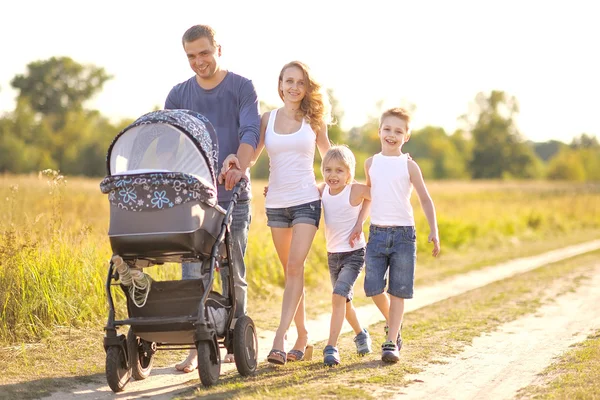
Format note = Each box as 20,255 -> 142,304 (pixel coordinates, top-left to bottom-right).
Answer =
230,178 -> 248,201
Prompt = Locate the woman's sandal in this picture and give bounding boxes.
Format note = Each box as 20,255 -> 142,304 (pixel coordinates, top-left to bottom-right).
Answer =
267,349 -> 287,365
287,344 -> 313,362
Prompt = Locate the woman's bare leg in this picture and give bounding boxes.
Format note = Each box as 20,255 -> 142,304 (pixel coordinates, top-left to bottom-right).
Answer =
271,224 -> 317,352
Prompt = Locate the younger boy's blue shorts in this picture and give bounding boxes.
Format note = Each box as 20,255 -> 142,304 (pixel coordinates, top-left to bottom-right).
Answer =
327,247 -> 365,301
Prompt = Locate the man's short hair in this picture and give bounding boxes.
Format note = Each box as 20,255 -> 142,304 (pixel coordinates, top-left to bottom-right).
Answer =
182,25 -> 218,47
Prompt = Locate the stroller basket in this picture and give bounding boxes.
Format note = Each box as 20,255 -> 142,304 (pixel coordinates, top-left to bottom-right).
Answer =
126,279 -> 230,344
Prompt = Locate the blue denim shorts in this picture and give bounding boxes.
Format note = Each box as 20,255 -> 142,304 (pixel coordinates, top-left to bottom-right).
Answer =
364,225 -> 416,299
266,200 -> 321,228
328,247 -> 365,301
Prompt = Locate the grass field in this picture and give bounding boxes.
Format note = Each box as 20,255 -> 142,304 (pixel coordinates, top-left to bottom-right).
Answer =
1,173 -> 599,344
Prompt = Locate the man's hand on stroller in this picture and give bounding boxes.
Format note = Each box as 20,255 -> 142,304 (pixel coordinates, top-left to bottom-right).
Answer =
224,168 -> 247,190
219,153 -> 249,190
218,154 -> 241,184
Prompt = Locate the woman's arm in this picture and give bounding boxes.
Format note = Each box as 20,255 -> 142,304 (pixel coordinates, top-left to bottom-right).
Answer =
315,120 -> 331,158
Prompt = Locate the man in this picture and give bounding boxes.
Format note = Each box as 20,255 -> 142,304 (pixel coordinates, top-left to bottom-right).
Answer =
165,24 -> 260,372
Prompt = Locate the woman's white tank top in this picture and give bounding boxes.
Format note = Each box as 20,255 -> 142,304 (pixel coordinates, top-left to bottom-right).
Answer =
264,109 -> 320,208
369,153 -> 415,226
322,184 -> 366,252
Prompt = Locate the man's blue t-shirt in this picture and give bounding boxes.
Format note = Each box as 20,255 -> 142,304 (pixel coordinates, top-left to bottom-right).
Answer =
165,72 -> 260,202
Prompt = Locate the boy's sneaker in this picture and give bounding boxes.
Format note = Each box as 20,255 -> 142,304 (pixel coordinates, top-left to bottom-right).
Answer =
381,341 -> 400,363
323,345 -> 340,366
396,334 -> 403,351
384,324 -> 403,350
353,328 -> 372,355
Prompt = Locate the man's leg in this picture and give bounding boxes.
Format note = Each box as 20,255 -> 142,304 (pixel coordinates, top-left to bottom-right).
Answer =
221,199 -> 251,318
220,199 -> 250,363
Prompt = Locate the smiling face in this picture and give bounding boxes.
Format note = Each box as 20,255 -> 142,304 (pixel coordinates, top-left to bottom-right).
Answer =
379,115 -> 410,155
279,66 -> 307,104
184,37 -> 221,81
322,158 -> 351,194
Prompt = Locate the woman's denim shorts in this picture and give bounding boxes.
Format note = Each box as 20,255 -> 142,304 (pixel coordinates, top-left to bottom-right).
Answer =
266,200 -> 321,228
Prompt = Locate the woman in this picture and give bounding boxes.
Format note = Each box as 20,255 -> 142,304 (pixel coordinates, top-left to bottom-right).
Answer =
223,61 -> 331,364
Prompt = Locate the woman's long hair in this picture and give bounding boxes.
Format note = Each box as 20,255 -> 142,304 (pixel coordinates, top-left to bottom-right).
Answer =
278,61 -> 331,131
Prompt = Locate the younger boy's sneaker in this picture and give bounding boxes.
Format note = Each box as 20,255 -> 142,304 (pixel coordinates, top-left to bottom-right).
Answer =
381,341 -> 400,363
323,345 -> 340,366
353,328 -> 372,355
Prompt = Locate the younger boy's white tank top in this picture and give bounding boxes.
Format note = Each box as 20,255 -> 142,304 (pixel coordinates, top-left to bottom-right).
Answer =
369,153 -> 415,226
322,184 -> 366,253
264,109 -> 320,208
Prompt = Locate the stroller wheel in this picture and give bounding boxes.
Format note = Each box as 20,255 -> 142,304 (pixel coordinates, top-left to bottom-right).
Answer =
233,315 -> 258,376
127,329 -> 154,380
196,336 -> 221,387
105,345 -> 131,393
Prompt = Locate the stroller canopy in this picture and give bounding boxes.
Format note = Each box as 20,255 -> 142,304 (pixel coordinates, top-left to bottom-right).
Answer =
100,110 -> 220,211
106,110 -> 219,186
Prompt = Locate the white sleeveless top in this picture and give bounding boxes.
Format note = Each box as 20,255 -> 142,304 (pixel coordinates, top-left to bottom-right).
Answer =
264,109 -> 320,208
322,184 -> 366,252
370,153 -> 415,226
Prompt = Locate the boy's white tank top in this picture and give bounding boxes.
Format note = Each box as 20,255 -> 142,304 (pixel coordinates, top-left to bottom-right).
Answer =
264,109 -> 320,208
369,153 -> 415,226
322,184 -> 366,253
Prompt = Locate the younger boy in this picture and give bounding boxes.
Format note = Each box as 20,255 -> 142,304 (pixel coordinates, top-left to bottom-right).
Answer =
364,107 -> 441,363
318,145 -> 373,366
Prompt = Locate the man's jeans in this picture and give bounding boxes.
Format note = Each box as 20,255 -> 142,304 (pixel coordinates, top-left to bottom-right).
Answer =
182,199 -> 251,318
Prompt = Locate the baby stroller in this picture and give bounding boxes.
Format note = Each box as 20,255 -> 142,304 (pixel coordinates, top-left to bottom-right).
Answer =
99,109 -> 258,392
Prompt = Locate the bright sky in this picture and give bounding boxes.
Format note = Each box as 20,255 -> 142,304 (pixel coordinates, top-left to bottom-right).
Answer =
1,0 -> 598,143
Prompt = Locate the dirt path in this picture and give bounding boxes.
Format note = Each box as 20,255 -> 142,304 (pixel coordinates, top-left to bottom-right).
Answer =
45,239 -> 600,399
395,262 -> 600,400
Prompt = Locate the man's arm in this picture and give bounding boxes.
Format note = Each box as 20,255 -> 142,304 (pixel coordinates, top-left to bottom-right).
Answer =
224,79 -> 260,190
164,87 -> 179,109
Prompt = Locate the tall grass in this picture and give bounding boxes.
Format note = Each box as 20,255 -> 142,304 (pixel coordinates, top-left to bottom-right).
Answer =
1,174 -> 599,343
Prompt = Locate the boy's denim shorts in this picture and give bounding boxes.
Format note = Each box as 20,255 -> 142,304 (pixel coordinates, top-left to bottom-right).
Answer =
266,200 -> 321,228
364,225 -> 416,299
328,247 -> 365,301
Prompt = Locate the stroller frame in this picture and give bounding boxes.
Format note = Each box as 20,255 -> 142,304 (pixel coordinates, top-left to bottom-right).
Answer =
103,181 -> 257,391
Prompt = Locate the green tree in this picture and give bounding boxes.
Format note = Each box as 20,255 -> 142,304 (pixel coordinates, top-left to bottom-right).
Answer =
546,149 -> 586,181
2,57 -> 120,176
533,140 -> 567,161
570,133 -> 599,149
56,109 -> 132,176
326,88 -> 345,145
404,126 -> 469,179
0,99 -> 56,172
11,56 -> 112,125
466,91 -> 541,179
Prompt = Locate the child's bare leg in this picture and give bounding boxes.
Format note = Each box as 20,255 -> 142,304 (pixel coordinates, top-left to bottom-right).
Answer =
345,300 -> 363,334
387,295 -> 405,342
327,294 -> 347,346
371,292 -> 390,323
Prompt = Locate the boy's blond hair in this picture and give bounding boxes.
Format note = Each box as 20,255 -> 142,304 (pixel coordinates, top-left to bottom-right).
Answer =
379,107 -> 412,133
321,145 -> 356,184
